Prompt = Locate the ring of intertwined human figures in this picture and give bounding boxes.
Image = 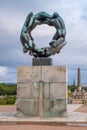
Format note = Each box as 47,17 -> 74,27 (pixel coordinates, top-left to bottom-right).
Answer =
20,12 -> 66,57
28,19 -> 61,57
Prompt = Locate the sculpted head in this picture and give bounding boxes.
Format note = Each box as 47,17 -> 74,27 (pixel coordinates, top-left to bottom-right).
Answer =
53,12 -> 59,18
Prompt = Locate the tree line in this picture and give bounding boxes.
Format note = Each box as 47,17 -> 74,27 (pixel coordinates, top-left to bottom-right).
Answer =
0,83 -> 17,96
0,83 -> 17,105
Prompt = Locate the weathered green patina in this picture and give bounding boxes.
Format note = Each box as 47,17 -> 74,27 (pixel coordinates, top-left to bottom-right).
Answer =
20,11 -> 67,57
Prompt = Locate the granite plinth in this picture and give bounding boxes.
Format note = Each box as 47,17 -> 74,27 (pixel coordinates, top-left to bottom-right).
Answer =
32,58 -> 52,66
17,66 -> 67,118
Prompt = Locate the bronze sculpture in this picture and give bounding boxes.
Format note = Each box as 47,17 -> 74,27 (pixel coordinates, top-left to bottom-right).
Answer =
20,11 -> 67,57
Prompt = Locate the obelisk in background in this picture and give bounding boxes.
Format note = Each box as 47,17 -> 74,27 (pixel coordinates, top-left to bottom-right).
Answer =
77,68 -> 81,91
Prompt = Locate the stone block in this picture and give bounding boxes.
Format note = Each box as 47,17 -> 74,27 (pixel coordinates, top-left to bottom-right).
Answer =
17,83 -> 32,99
17,66 -> 67,118
43,99 -> 51,117
32,58 -> 52,66
50,83 -> 67,99
42,66 -> 67,82
43,83 -> 50,99
17,66 -> 41,82
17,82 -> 39,99
43,99 -> 66,117
50,99 -> 67,117
17,99 -> 39,117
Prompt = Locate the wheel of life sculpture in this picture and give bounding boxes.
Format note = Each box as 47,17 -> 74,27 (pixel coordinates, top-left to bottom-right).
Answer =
20,11 -> 67,57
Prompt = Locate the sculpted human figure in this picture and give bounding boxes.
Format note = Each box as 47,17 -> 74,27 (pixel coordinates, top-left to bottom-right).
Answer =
48,13 -> 66,40
20,12 -> 47,54
20,11 -> 67,57
20,12 -> 34,53
43,13 -> 66,56
28,11 -> 58,28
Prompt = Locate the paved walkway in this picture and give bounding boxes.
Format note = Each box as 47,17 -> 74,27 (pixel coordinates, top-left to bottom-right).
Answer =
0,124 -> 87,130
0,104 -> 87,122
0,105 -> 87,130
67,104 -> 87,122
75,104 -> 87,113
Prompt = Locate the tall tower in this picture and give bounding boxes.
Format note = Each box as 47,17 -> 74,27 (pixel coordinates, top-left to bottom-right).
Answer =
77,68 -> 81,91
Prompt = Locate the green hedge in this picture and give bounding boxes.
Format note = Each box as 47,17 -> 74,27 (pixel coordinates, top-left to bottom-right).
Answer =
0,99 -> 7,105
0,96 -> 16,105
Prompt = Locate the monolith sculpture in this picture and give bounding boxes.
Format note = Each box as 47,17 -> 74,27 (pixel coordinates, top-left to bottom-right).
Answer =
17,11 -> 67,118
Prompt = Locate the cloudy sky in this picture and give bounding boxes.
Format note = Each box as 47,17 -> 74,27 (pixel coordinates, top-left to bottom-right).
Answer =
0,0 -> 87,85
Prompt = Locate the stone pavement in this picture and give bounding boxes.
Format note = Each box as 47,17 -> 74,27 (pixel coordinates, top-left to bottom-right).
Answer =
0,124 -> 87,130
67,104 -> 87,122
0,104 -> 87,123
75,104 -> 87,113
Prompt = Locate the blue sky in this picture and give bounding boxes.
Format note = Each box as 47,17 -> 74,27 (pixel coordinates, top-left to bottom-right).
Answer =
0,0 -> 87,85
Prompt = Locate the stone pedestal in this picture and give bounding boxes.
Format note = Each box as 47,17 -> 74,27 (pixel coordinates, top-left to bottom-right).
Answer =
17,66 -> 67,117
32,58 -> 52,66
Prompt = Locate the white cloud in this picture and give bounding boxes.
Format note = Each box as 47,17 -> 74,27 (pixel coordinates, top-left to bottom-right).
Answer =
0,0 -> 87,84
0,9 -> 24,34
73,55 -> 87,65
32,24 -> 55,37
32,24 -> 56,48
0,66 -> 16,83
0,66 -> 7,76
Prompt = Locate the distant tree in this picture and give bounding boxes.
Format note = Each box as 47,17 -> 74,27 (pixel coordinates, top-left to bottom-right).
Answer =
0,96 -> 16,105
0,83 -> 17,96
68,85 -> 77,92
82,87 -> 87,92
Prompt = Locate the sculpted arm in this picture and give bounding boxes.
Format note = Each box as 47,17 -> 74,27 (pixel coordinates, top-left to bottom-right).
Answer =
58,15 -> 66,37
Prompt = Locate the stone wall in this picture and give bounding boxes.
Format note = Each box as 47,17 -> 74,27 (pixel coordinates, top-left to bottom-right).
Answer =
17,66 -> 67,117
